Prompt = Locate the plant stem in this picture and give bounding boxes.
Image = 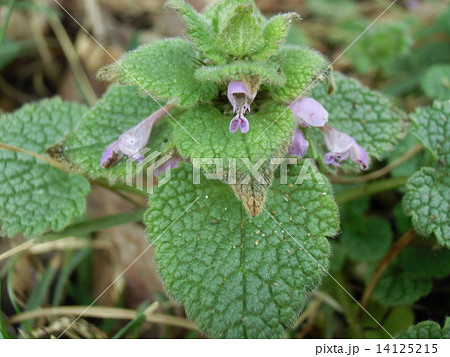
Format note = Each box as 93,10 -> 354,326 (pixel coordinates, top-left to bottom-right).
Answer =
335,176 -> 409,204
0,0 -> 15,50
331,144 -> 423,184
361,229 -> 416,308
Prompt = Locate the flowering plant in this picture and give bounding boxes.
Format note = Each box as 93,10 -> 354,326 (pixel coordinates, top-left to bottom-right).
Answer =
0,0 -> 448,339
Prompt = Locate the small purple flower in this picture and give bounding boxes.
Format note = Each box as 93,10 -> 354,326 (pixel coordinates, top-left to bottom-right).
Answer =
227,81 -> 256,134
117,116 -> 155,161
321,125 -> 369,170
288,129 -> 309,159
290,98 -> 329,128
154,156 -> 182,177
100,103 -> 175,168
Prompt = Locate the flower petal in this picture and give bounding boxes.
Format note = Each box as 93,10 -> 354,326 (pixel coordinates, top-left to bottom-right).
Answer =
350,143 -> 369,170
290,98 -> 329,128
289,129 -> 309,159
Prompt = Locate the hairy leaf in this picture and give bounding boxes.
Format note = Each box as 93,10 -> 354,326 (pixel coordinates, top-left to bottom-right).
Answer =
312,72 -> 407,158
252,13 -> 301,60
403,101 -> 449,247
267,46 -> 329,103
396,318 -> 450,339
167,0 -> 225,64
173,103 -> 295,215
403,168 -> 449,247
194,61 -> 285,86
219,5 -> 265,58
145,163 -> 339,338
101,38 -> 219,107
0,98 -> 90,238
410,100 -> 449,163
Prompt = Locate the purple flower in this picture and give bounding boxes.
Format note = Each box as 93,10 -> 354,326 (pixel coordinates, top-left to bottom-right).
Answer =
100,103 -> 175,168
288,129 -> 309,159
290,97 -> 328,128
117,115 -> 155,161
321,125 -> 369,170
227,81 -> 256,134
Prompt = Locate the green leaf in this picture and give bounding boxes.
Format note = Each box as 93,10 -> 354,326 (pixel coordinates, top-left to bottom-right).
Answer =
312,72 -> 407,158
203,0 -> 265,35
267,46 -> 329,103
194,61 -> 285,86
167,0 -> 225,64
50,84 -> 174,182
341,216 -> 393,262
403,168 -> 449,247
372,269 -> 432,306
396,318 -> 450,339
173,103 -> 295,215
371,244 -> 450,306
252,13 -> 301,60
399,245 -> 450,280
145,163 -> 339,338
100,38 -> 219,107
219,5 -> 264,58
0,98 -> 90,238
420,64 -> 450,100
403,101 -> 450,247
410,100 -> 449,163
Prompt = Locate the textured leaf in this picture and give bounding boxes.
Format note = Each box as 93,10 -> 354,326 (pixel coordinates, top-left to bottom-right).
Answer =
167,0 -> 225,64
173,103 -> 295,215
420,64 -> 450,100
102,38 -> 219,107
396,318 -> 450,339
403,168 -> 449,247
50,85 -> 175,182
372,269 -> 432,306
312,72 -> 407,158
410,100 -> 449,163
194,61 -> 285,86
0,98 -> 90,238
252,13 -> 301,60
267,46 -> 329,103
145,163 -> 339,338
203,0 -> 265,35
403,101 -> 449,247
219,5 -> 265,58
